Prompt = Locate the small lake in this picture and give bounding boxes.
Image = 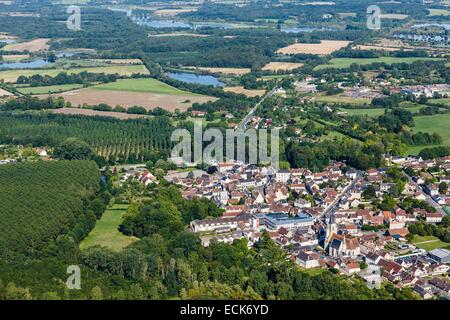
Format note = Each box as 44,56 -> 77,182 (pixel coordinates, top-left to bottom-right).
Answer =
167,72 -> 225,87
133,18 -> 234,30
281,26 -> 336,33
0,59 -> 50,70
0,39 -> 16,44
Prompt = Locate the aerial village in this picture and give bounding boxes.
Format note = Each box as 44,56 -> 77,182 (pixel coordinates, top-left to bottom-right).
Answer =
123,154 -> 450,299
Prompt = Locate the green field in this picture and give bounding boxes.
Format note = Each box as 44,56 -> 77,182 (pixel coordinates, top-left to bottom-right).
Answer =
80,204 -> 138,252
411,235 -> 450,251
92,78 -> 197,95
408,114 -> 450,154
316,94 -> 371,105
0,65 -> 149,83
315,57 -> 442,70
430,98 -> 450,108
341,105 -> 424,117
17,83 -> 85,95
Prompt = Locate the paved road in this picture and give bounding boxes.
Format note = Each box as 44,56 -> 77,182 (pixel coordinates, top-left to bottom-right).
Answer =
321,170 -> 364,221
238,86 -> 279,130
402,170 -> 446,216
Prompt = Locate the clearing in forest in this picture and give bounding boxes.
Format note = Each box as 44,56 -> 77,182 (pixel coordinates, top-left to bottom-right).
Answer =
80,204 -> 138,252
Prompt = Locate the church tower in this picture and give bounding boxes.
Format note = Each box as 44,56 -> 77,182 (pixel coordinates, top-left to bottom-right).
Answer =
324,211 -> 337,250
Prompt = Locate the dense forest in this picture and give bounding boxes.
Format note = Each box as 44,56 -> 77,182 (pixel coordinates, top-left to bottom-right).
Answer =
0,160 -> 102,256
0,113 -> 173,163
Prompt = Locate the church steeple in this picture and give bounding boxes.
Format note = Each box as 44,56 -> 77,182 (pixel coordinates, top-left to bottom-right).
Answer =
324,211 -> 337,250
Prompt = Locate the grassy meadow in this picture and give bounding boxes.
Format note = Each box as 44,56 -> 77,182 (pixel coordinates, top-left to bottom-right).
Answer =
17,83 -> 85,95
80,204 -> 138,252
0,65 -> 149,83
92,78 -> 197,95
315,57 -> 443,70
408,113 -> 450,154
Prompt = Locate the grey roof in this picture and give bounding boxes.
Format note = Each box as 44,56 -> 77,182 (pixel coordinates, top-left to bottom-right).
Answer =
428,248 -> 450,258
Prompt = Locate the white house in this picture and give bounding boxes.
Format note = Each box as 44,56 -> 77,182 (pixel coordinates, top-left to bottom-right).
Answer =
296,251 -> 320,269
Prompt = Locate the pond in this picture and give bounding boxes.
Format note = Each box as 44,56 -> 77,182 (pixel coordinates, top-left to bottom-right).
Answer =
133,18 -> 234,30
0,39 -> 16,44
0,58 -> 50,70
167,72 -> 225,87
280,26 -> 336,33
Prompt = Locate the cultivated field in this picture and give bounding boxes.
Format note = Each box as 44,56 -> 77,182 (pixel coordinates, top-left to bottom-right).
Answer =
224,86 -> 266,97
0,88 -> 14,96
41,79 -> 215,112
315,94 -> 371,105
353,45 -> 403,52
262,62 -> 304,71
428,8 -> 450,16
0,54 -> 30,61
185,66 -> 250,75
315,57 -> 442,70
0,65 -> 149,83
80,204 -> 138,252
92,78 -> 195,95
51,107 -> 150,119
380,13 -> 409,20
3,38 -> 50,52
276,40 -> 351,55
153,8 -> 197,16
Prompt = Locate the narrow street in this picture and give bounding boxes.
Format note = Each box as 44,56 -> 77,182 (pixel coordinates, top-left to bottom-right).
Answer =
238,86 -> 279,130
402,170 -> 446,216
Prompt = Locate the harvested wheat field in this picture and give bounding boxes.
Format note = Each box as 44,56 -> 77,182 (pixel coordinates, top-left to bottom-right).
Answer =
3,38 -> 50,52
224,86 -> 266,97
1,54 -> 30,61
277,40 -> 351,55
354,45 -> 404,52
262,62 -> 304,71
186,67 -> 250,75
51,108 -> 149,119
374,38 -> 409,47
39,88 -> 216,112
380,14 -> 409,20
153,8 -> 197,16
